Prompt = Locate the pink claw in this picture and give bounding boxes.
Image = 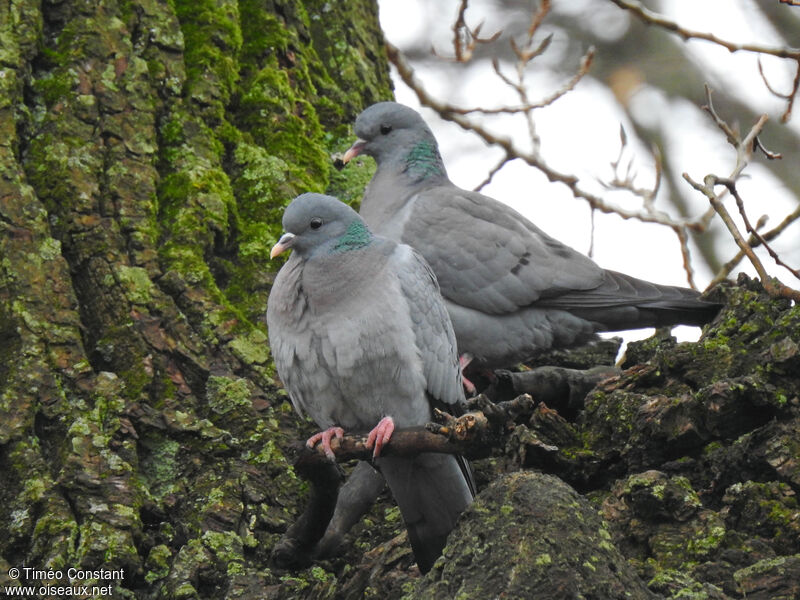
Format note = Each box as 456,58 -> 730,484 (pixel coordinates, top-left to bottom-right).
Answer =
306,426 -> 345,461
459,354 -> 477,396
365,416 -> 395,459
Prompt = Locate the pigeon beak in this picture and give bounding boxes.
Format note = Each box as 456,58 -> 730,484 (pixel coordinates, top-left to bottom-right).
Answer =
270,232 -> 296,259
342,139 -> 367,164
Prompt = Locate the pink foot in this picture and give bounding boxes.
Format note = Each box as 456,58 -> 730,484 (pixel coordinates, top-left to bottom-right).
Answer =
365,416 -> 395,459
459,354 -> 477,396
306,426 -> 345,461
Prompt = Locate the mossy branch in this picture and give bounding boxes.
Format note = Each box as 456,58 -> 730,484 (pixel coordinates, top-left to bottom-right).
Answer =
291,393 -> 542,467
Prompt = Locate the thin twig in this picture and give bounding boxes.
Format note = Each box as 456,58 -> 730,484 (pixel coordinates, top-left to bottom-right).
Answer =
727,181 -> 800,281
684,87 -> 800,300
608,0 -> 800,121
474,153 -> 515,192
781,61 -> 800,122
447,0 -> 502,62
757,56 -> 792,100
711,204 -> 800,286
609,0 -> 800,59
685,173 -> 800,301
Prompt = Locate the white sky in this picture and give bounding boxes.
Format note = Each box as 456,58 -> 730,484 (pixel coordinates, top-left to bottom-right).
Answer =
377,0 -> 800,346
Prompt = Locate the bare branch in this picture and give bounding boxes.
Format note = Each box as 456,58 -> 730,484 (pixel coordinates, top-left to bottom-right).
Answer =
452,0 -> 470,62
448,0 -> 502,62
608,0 -> 800,120
293,394 -> 542,466
474,153 -> 515,192
711,204 -> 800,286
673,224 -> 698,291
754,135 -> 783,160
757,56 -> 792,101
387,2 -> 800,291
728,182 -> 800,281
685,173 -> 800,301
781,61 -> 800,123
272,393 -> 550,566
684,88 -> 800,300
608,0 -> 800,59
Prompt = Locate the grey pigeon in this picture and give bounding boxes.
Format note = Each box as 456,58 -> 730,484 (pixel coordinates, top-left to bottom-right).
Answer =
266,193 -> 474,572
344,102 -> 721,373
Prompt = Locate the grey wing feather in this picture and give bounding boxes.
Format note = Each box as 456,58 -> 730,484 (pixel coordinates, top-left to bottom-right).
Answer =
392,244 -> 464,406
401,187 -> 604,315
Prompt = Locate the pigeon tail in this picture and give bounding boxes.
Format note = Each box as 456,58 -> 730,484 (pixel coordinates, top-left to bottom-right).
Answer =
536,269 -> 721,331
378,453 -> 474,573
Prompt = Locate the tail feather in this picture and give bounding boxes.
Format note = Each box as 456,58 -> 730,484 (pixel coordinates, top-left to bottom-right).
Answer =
378,453 -> 474,573
537,270 -> 721,330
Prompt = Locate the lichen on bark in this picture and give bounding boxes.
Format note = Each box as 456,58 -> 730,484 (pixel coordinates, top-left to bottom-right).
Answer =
0,0 -> 390,597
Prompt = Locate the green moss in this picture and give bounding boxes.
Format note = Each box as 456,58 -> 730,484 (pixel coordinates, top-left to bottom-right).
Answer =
22,475 -> 47,503
384,506 -> 402,523
173,0 -> 242,118
686,524 -> 726,557
205,375 -> 252,414
75,519 -> 138,567
30,67 -> 76,107
159,166 -> 233,244
237,68 -> 328,191
228,328 -> 269,366
144,544 -> 172,583
38,237 -> 62,261
230,141 -> 291,246
115,265 -> 156,305
305,0 -> 393,124
534,553 -> 552,566
734,555 -> 790,581
173,582 -> 199,599
202,530 -> 245,575
310,565 -> 335,584
648,567 -> 721,599
3,1 -> 393,598
139,435 -> 182,500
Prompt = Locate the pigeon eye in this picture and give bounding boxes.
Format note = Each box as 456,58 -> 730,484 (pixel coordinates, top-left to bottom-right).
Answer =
379,124 -> 392,135
309,217 -> 323,230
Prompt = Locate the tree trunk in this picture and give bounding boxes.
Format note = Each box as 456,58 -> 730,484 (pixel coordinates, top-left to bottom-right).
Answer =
0,1 -> 391,597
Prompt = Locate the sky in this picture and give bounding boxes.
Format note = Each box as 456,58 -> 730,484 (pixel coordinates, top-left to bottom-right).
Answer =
376,0 -> 800,347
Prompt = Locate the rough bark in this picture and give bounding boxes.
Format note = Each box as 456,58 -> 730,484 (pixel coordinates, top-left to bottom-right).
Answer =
0,1 -> 390,598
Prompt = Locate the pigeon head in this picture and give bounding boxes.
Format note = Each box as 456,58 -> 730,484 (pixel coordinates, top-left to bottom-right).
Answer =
270,193 -> 373,259
344,102 -> 447,182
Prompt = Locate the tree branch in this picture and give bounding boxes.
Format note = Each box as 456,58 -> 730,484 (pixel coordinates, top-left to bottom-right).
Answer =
608,0 -> 800,58
683,86 -> 800,301
710,204 -> 800,287
292,394 -> 543,468
608,0 -> 800,121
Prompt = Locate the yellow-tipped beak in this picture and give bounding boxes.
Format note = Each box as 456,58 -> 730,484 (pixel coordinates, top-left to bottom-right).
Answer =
342,139 -> 367,164
270,232 -> 296,259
